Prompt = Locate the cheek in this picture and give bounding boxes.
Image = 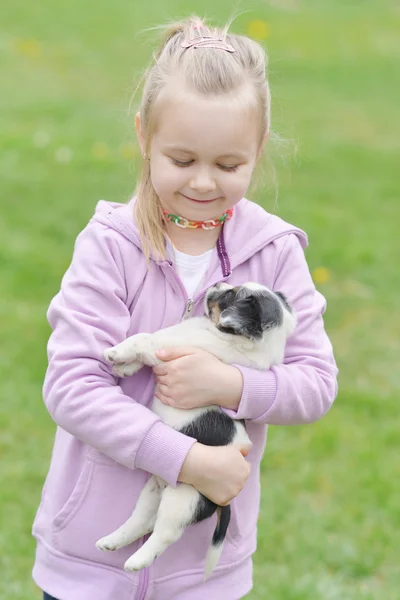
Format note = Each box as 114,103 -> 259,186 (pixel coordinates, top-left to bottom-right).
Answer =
151,159 -> 182,195
224,170 -> 253,199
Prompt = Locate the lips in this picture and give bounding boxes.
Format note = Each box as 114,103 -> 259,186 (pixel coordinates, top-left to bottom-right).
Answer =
182,194 -> 220,203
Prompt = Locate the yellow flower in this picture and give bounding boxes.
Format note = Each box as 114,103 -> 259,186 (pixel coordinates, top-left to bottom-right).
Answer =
92,142 -> 110,160
246,20 -> 269,41
312,267 -> 331,284
14,38 -> 42,59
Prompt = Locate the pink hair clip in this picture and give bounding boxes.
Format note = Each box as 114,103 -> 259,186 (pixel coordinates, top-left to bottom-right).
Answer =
181,36 -> 236,53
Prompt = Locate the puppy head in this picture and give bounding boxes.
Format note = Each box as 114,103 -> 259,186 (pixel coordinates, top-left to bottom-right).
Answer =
205,282 -> 295,340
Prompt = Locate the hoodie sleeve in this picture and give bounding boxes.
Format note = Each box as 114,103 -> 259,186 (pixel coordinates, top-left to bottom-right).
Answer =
222,233 -> 338,424
43,222 -> 196,487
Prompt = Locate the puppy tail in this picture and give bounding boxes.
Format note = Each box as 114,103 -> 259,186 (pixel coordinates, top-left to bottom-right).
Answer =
204,505 -> 231,580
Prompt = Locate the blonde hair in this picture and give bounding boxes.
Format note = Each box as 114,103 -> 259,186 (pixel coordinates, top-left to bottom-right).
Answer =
133,16 -> 271,261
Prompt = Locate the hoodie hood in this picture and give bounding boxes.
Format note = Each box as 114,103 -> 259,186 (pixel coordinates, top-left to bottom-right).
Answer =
91,197 -> 308,272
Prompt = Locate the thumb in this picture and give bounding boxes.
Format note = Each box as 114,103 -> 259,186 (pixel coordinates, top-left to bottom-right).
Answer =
239,444 -> 252,457
156,346 -> 197,361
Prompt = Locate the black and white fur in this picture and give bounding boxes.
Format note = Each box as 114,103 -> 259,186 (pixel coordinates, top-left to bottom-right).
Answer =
96,282 -> 296,579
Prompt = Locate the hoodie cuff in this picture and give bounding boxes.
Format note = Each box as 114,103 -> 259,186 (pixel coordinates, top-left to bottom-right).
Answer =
221,365 -> 277,422
135,421 -> 197,488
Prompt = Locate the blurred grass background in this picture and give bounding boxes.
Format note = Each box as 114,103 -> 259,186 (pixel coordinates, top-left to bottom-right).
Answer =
1,0 -> 399,598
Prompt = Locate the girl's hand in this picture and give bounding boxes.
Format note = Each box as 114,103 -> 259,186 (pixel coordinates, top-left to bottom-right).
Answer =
153,347 -> 243,410
178,442 -> 251,506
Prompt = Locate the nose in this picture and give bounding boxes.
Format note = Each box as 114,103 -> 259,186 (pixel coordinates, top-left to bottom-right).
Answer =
189,166 -> 217,194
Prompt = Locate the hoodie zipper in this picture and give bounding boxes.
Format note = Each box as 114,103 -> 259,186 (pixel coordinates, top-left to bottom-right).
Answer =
135,295 -> 200,600
137,556 -> 149,600
137,562 -> 149,600
169,229 -> 233,322
135,291 -> 191,600
182,298 -> 194,320
135,232 -> 231,599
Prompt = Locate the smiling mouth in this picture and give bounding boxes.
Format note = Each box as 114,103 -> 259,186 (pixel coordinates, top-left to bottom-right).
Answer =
182,194 -> 220,203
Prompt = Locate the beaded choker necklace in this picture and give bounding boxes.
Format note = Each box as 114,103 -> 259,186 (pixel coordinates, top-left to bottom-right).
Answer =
162,208 -> 233,230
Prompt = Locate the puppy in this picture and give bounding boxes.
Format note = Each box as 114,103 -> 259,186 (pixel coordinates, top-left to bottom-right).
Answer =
96,282 -> 296,579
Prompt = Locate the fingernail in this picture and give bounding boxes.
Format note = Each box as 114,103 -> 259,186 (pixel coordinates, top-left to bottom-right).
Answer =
157,349 -> 166,357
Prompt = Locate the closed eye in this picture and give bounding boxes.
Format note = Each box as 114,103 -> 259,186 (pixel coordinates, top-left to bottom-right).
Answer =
218,164 -> 239,172
172,159 -> 193,168
171,158 -> 239,172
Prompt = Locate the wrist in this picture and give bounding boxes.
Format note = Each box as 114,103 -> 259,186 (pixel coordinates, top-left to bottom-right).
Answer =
218,364 -> 243,411
178,442 -> 204,484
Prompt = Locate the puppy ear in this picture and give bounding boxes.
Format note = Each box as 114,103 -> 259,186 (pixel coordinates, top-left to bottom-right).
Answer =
274,291 -> 292,313
219,297 -> 263,339
258,293 -> 284,329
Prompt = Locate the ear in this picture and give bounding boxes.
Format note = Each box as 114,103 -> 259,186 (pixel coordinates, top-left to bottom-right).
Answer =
274,291 -> 292,313
135,112 -> 145,156
258,293 -> 284,329
219,297 -> 263,340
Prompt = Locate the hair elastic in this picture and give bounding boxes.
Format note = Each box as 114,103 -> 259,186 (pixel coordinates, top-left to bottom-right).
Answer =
181,36 -> 236,53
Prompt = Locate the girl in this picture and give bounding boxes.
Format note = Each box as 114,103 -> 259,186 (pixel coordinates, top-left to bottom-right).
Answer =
33,16 -> 338,600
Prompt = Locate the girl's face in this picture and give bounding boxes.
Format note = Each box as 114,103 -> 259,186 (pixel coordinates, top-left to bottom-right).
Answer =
137,87 -> 265,221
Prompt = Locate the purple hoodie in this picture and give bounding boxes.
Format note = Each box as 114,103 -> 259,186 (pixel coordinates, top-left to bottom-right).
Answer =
32,197 -> 338,600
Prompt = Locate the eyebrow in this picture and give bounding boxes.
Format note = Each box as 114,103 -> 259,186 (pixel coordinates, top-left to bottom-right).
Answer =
163,145 -> 248,160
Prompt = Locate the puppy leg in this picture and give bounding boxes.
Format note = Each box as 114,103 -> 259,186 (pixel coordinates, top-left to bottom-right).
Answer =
96,476 -> 164,552
124,483 -> 199,571
104,333 -> 160,367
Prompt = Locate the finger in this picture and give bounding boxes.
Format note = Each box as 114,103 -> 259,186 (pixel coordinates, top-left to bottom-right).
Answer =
155,389 -> 174,406
152,364 -> 168,376
157,383 -> 171,397
156,346 -> 199,361
219,499 -> 230,507
239,444 -> 252,457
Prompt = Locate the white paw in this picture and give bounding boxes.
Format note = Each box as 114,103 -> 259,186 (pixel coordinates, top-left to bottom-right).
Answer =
103,341 -> 137,364
104,347 -> 118,363
104,334 -> 150,365
124,551 -> 154,572
104,344 -> 133,364
112,361 -> 142,378
96,535 -> 120,552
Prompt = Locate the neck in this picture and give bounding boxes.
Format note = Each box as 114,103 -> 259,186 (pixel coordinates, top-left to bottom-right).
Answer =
165,222 -> 220,255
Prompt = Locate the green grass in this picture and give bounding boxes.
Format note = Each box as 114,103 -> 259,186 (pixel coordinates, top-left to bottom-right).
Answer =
1,0 -> 399,598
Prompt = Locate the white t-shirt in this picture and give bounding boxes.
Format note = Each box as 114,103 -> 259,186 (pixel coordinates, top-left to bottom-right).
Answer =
166,239 -> 213,299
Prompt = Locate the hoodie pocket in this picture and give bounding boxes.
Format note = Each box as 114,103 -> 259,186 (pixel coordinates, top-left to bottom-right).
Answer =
52,458 -> 94,532
51,450 -> 150,569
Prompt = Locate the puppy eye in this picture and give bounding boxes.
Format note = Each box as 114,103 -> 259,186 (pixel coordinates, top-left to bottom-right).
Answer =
218,290 -> 236,310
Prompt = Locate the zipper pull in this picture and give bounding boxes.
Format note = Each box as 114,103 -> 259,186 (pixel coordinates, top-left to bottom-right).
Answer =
182,298 -> 194,320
